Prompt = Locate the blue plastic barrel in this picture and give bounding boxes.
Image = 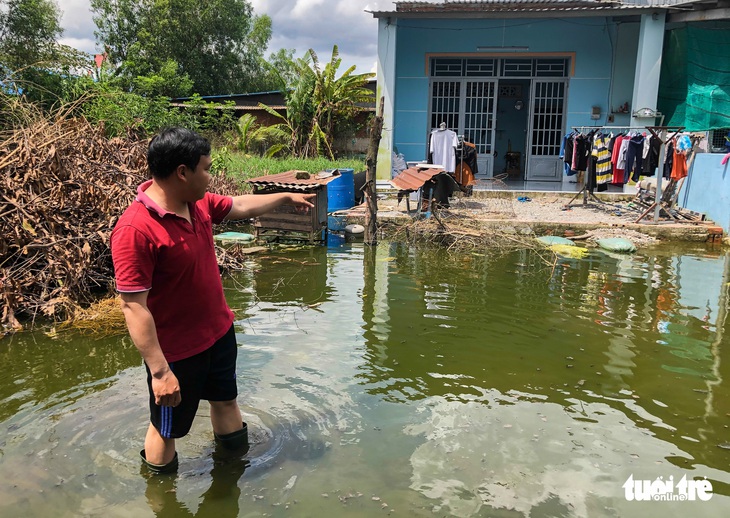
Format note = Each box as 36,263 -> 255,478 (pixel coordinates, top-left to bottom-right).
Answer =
326,231 -> 345,248
327,215 -> 346,231
326,169 -> 355,212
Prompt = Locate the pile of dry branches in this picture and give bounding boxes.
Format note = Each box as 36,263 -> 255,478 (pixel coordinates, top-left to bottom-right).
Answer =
1,115 -> 243,333
380,211 -> 555,265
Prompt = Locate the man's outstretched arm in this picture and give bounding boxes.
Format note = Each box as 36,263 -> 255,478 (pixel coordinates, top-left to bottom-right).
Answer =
224,192 -> 315,221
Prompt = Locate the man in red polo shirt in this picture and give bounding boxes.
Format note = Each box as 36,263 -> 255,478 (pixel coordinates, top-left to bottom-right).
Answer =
111,127 -> 314,474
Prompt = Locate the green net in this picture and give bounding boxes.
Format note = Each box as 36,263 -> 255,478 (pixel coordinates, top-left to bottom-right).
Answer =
658,24 -> 730,131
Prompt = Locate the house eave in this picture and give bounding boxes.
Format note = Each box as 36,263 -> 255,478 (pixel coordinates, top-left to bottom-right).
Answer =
370,6 -> 673,19
667,6 -> 730,21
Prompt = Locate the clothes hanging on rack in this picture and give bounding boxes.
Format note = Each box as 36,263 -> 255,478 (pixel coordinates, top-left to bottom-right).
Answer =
642,136 -> 660,176
592,133 -> 612,184
670,136 -> 691,180
429,127 -> 459,173
572,133 -> 591,172
454,141 -> 478,188
624,134 -> 645,183
560,132 -> 578,177
664,140 -> 674,178
616,137 -> 630,171
611,134 -> 626,184
423,173 -> 460,208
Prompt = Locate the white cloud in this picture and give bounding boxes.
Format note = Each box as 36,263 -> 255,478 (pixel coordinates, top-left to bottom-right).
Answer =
56,0 -> 97,40
256,0 -> 379,73
291,0 -> 326,19
54,0 -> 381,81
58,36 -> 98,55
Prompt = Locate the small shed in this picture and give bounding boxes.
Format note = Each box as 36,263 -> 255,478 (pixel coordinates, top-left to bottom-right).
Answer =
247,170 -> 339,243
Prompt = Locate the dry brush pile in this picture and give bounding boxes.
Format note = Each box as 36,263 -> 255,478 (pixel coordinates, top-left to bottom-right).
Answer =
1,116 -> 243,333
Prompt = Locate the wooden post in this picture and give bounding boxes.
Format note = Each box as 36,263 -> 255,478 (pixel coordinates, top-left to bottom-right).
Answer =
364,97 -> 384,246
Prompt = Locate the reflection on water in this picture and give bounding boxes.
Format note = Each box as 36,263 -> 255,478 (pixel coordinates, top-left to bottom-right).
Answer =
2,243 -> 730,517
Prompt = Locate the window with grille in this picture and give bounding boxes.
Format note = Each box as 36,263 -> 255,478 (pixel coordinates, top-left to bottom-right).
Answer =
709,128 -> 730,152
464,58 -> 497,77
501,59 -> 532,77
431,58 -> 463,77
430,57 -> 569,78
430,81 -> 461,131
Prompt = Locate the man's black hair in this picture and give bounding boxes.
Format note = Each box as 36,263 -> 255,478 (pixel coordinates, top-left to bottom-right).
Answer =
147,127 -> 211,179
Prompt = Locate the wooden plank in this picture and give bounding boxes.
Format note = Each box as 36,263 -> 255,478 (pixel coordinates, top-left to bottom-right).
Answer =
258,213 -> 312,225
255,228 -> 323,243
255,220 -> 323,232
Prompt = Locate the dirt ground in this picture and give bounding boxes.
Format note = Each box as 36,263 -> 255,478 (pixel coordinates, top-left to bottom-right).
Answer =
361,190 -> 717,248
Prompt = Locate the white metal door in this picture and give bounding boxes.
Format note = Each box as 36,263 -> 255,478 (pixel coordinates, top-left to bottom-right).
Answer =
463,80 -> 496,178
526,80 -> 567,181
430,80 -> 461,136
429,79 -> 496,177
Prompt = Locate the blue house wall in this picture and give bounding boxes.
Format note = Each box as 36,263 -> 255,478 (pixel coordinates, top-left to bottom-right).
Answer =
681,154 -> 730,231
392,18 -> 640,171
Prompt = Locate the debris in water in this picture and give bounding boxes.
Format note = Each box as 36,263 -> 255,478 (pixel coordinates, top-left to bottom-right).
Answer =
283,475 -> 297,492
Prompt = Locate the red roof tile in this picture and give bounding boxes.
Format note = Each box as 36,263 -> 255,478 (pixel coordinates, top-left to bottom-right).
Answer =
390,167 -> 446,191
247,170 -> 343,191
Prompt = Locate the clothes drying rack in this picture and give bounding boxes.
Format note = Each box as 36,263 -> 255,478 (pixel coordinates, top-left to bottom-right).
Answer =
563,125 -> 684,223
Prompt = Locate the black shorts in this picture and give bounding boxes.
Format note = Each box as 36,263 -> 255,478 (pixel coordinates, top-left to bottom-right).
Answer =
146,325 -> 238,439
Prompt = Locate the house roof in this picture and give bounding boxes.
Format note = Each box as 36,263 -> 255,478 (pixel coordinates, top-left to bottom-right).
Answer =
390,167 -> 446,191
247,170 -> 343,191
369,0 -> 724,19
169,78 -> 378,111
169,103 -> 287,111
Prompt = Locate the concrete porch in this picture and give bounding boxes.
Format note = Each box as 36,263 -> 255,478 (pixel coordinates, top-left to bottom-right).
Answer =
473,177 -> 631,195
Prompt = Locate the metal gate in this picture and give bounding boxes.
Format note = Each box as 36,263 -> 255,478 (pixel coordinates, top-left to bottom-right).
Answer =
463,81 -> 495,178
526,80 -> 567,181
430,79 -> 496,177
430,80 -> 461,134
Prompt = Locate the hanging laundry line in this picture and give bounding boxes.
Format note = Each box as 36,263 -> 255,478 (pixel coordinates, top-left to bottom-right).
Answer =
564,126 -> 653,209
637,126 -> 685,223
564,125 -> 685,223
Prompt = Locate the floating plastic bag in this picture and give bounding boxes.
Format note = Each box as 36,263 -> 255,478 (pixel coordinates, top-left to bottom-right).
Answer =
536,235 -> 576,246
677,134 -> 692,152
549,244 -> 588,259
596,237 -> 636,253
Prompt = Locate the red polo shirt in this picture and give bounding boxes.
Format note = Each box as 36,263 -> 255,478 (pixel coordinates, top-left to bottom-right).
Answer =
111,180 -> 235,362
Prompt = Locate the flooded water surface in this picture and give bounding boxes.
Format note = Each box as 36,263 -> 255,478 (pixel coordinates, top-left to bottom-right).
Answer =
2,241 -> 730,517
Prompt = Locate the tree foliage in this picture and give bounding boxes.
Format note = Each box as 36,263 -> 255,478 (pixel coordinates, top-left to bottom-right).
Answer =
0,0 -> 62,68
90,0 -> 277,96
0,0 -> 70,104
257,45 -> 375,159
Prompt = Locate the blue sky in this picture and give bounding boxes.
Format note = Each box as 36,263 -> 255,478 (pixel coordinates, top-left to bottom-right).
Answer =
55,0 -> 389,76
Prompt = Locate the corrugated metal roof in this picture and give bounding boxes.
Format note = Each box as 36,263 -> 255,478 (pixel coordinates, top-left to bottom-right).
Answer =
394,0 -> 617,10
372,0 -> 699,14
390,166 -> 446,191
396,0 -> 691,6
169,103 -> 286,110
399,0 -> 610,6
247,170 -> 342,191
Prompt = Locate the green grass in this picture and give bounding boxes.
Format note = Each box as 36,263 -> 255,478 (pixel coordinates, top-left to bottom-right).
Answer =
221,151 -> 366,184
